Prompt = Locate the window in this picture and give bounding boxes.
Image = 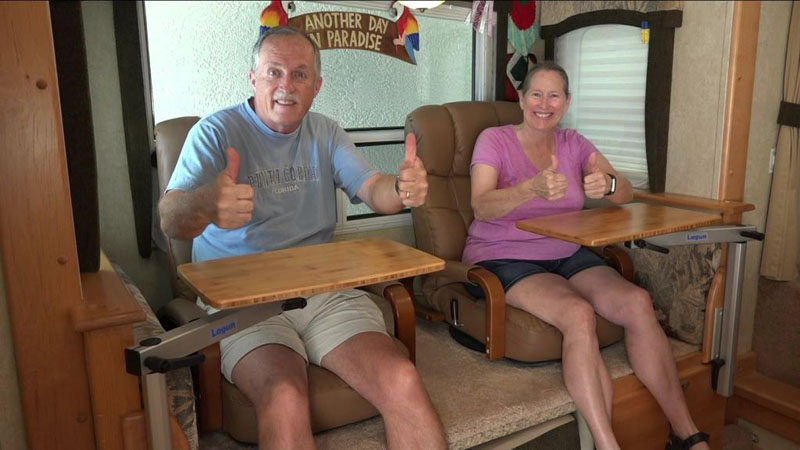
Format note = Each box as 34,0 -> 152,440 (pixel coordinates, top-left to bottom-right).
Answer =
555,25 -> 649,189
144,0 -> 487,232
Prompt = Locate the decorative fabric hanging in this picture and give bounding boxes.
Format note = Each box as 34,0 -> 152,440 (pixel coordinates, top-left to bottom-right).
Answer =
466,1 -> 494,36
505,0 -> 537,101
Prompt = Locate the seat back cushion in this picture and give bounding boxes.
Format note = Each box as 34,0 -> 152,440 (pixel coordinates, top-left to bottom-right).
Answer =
405,101 -> 522,263
154,116 -> 200,301
625,244 -> 721,345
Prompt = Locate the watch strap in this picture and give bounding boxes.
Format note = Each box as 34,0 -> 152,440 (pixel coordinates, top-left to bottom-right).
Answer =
605,173 -> 617,196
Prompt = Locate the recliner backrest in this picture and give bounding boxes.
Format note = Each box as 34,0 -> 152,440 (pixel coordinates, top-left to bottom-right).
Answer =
154,116 -> 201,301
405,101 -> 522,261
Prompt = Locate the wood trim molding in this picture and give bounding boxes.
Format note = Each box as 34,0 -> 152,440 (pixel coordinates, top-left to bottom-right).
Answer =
468,267 -> 506,360
73,271 -> 146,332
75,270 -> 146,449
540,10 -> 683,39
0,3 -> 95,447
718,1 -> 761,213
384,282 -> 417,363
702,268 -> 726,363
728,352 -> 800,444
633,190 -> 755,215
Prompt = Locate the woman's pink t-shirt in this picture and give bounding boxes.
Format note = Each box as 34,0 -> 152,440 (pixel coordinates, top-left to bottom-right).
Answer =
462,125 -> 598,264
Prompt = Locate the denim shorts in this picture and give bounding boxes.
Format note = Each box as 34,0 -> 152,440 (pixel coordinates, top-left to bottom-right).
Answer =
465,247 -> 608,298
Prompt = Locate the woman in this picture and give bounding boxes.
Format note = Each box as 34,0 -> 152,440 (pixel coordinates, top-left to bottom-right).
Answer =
463,62 -> 709,450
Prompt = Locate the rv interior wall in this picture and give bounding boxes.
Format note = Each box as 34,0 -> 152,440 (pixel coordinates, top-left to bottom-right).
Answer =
666,0 -> 790,354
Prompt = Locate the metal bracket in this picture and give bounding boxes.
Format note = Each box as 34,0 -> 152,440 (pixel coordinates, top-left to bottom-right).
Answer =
623,224 -> 763,397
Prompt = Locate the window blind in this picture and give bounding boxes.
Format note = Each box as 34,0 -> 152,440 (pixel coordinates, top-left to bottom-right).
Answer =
556,25 -> 649,189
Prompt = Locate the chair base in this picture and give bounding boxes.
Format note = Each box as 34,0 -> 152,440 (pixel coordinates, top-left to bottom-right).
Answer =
448,325 -> 561,366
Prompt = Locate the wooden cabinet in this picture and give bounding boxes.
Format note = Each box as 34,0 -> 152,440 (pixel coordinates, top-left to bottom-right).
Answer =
612,352 -> 725,450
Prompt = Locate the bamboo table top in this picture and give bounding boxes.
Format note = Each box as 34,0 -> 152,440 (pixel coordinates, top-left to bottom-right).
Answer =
516,202 -> 723,247
178,238 -> 444,309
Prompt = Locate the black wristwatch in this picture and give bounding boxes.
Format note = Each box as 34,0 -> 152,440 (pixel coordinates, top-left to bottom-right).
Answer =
605,173 -> 617,196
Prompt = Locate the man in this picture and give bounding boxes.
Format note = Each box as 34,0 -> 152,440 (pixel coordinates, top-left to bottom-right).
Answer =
159,26 -> 446,449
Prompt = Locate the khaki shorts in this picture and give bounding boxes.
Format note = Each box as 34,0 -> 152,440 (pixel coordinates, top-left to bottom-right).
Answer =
199,289 -> 387,383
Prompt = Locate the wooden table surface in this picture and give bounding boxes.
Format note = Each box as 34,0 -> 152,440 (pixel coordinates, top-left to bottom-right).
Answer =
178,238 -> 444,309
516,202 -> 722,247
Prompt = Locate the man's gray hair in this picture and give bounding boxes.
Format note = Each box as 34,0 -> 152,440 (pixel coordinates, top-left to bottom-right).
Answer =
251,26 -> 322,77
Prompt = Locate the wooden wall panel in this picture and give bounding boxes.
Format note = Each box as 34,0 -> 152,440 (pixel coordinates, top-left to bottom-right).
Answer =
0,2 -> 95,448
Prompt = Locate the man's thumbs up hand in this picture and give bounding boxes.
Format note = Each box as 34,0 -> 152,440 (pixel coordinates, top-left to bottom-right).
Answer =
212,147 -> 254,228
396,133 -> 428,207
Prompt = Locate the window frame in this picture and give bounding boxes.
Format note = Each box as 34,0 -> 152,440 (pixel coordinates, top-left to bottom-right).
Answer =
540,9 -> 683,193
137,1 -> 495,236
333,1 -> 496,233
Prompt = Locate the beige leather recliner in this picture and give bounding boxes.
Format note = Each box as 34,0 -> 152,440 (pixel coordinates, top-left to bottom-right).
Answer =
154,116 -> 417,443
405,101 -> 629,361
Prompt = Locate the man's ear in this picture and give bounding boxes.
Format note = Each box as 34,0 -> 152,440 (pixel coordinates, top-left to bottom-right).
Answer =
249,70 -> 257,91
314,75 -> 323,96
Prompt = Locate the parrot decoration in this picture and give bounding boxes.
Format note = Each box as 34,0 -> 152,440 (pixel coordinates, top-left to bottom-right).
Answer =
393,6 -> 420,64
259,1 -> 289,36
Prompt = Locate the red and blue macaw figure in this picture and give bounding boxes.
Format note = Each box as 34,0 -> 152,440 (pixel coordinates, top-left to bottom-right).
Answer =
394,6 -> 420,64
259,1 -> 289,36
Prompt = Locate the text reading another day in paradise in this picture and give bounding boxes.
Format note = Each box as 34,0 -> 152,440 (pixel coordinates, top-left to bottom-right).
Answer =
298,12 -> 392,50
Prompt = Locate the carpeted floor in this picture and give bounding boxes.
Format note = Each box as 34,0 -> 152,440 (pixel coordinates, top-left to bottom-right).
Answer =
200,423 -> 761,450
199,318 -> 699,449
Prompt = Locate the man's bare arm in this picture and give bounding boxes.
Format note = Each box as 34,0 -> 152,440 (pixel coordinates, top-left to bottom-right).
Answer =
160,147 -> 254,240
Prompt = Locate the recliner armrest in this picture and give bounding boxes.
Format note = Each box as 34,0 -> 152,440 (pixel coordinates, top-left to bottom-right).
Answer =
441,260 -> 481,282
363,281 -> 416,363
425,261 -> 507,360
466,267 -> 507,360
602,246 -> 634,282
424,260 -> 481,288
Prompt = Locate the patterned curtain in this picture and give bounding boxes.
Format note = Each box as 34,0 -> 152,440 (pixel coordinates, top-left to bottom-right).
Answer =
540,0 -> 683,27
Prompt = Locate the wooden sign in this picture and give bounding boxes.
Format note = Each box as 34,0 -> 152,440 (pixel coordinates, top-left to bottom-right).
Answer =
288,11 -> 417,65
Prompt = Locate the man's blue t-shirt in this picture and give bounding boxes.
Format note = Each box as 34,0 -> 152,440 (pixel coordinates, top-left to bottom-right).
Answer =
166,99 -> 377,262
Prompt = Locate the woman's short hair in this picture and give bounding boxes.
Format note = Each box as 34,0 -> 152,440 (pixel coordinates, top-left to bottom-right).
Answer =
251,26 -> 322,78
520,61 -> 570,97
